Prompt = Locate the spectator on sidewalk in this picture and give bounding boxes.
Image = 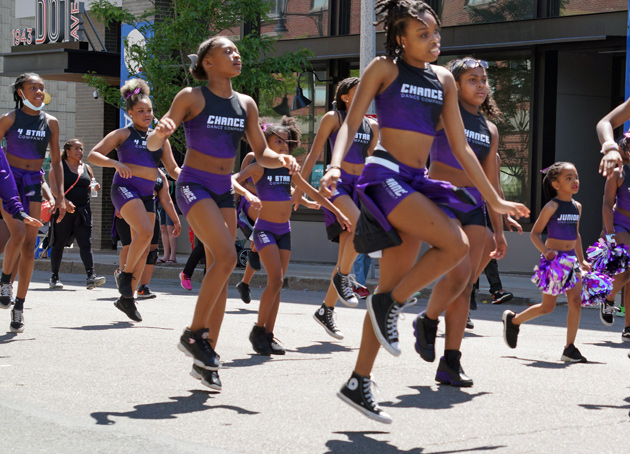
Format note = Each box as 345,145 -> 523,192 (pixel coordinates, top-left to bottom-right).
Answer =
352,253 -> 372,299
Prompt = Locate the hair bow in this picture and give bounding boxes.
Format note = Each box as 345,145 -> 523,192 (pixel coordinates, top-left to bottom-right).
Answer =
125,87 -> 141,99
188,54 -> 198,72
540,166 -> 551,174
261,123 -> 272,132
624,131 -> 630,139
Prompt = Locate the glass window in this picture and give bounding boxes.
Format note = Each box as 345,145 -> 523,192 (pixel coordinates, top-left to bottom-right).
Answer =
440,0 -> 535,26
262,0 -> 330,37
558,0 -> 626,16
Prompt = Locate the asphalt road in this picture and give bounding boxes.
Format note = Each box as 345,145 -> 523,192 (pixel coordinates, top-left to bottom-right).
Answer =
1,271 -> 628,453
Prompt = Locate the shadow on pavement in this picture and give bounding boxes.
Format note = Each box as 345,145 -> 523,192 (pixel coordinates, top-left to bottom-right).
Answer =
325,431 -> 504,453
51,321 -> 173,331
0,332 -> 35,345
502,355 -> 605,368
584,339 -> 630,350
292,340 -> 355,355
90,389 -> 258,425
579,396 -> 630,412
382,385 -> 490,410
29,288 -> 77,292
225,307 -> 258,315
222,354 -> 272,368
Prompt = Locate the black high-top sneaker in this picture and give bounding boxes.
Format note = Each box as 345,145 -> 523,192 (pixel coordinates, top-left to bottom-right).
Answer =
178,328 -> 221,370
413,311 -> 439,362
435,350 -> 473,387
337,372 -> 392,424
367,292 -> 402,356
313,303 -> 344,340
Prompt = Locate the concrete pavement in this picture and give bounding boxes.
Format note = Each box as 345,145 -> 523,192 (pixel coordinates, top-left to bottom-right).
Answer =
0,270 -> 629,453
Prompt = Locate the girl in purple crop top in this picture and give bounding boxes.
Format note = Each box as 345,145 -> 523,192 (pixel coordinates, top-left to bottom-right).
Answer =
88,79 -> 180,312
503,162 -> 590,363
318,1 -> 529,423
602,135 -> 630,330
234,118 -> 350,355
295,78 -> 379,337
0,72 -> 62,331
427,57 -> 518,345
146,37 -> 299,387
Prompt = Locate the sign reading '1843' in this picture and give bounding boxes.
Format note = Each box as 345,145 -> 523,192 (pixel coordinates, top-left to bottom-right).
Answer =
11,1 -> 83,46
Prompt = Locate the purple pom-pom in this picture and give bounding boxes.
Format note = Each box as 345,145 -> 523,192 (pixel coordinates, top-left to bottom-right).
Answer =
581,271 -> 613,307
531,252 -> 579,295
586,236 -> 630,276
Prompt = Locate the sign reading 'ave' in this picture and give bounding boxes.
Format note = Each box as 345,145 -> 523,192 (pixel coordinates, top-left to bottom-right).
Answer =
11,0 -> 83,46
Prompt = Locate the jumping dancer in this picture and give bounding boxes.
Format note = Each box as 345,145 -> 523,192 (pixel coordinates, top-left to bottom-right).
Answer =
413,56 -> 506,385
48,139 -> 106,290
146,37 -> 298,391
234,118 -> 351,355
0,73 -> 63,333
88,79 -> 180,321
600,135 -> 630,339
320,1 -> 528,423
295,77 -> 378,340
503,162 -> 588,362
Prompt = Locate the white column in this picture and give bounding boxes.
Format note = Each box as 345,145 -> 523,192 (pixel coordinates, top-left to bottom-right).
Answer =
360,0 -> 376,114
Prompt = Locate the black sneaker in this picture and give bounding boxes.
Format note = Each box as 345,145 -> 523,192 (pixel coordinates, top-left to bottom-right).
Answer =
332,270 -> 359,308
114,296 -> 142,322
600,298 -> 615,326
9,308 -> 24,333
367,292 -> 402,356
266,332 -> 286,355
235,281 -> 251,304
136,285 -> 156,299
116,271 -> 134,298
413,311 -> 439,362
313,303 -> 344,340
190,364 -> 222,391
247,250 -> 261,271
470,288 -> 478,311
435,352 -> 473,387
49,274 -> 63,289
0,283 -> 12,309
249,325 -> 272,355
466,315 -> 474,329
492,289 -> 513,305
178,328 -> 221,370
86,274 -> 106,290
561,343 -> 587,363
337,372 -> 392,424
502,310 -> 519,349
622,326 -> 630,342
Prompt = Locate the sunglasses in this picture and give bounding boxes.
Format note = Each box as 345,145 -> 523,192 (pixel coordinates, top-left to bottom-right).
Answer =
452,58 -> 489,75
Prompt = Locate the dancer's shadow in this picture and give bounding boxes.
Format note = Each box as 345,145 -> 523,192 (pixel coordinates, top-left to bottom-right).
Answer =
325,431 -> 505,453
292,341 -> 355,355
579,396 -> 630,412
221,354 -> 273,368
225,307 -> 257,315
51,321 -> 173,331
381,385 -> 490,410
501,355 -> 599,369
0,332 -> 34,344
90,390 -> 258,425
29,288 -> 77,292
584,340 -> 630,350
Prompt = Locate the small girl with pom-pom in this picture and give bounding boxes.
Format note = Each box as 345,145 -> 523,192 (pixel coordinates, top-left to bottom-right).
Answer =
502,162 -> 590,363
600,133 -> 630,334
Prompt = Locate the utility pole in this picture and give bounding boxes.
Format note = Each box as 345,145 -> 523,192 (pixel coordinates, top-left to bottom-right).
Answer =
361,0 -> 376,114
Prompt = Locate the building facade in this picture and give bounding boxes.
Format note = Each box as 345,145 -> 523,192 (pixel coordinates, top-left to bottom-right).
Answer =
1,0 -> 628,271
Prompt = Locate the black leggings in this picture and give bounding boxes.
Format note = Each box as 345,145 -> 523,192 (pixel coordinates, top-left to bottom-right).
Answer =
50,211 -> 94,276
183,239 -> 206,277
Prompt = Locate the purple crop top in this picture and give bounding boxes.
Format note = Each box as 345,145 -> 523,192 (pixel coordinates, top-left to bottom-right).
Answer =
254,167 -> 291,202
546,198 -> 579,241
117,127 -> 162,168
183,86 -> 246,159
328,111 -> 373,164
615,165 -> 630,211
375,58 -> 443,136
430,104 -> 491,170
4,109 -> 51,160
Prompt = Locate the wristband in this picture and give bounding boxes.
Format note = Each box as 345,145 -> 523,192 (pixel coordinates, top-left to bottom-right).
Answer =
601,141 -> 619,155
328,165 -> 341,171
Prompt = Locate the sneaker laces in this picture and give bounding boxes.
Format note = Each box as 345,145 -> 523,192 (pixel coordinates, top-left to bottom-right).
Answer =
341,273 -> 359,299
361,376 -> 381,410
11,309 -> 23,324
0,283 -> 11,297
386,302 -> 402,340
602,300 -> 618,314
325,306 -> 339,331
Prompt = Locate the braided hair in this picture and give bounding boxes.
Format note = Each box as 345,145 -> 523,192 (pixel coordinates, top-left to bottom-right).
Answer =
189,36 -> 231,81
375,0 -> 440,57
62,138 -> 83,161
447,58 -> 502,121
261,116 -> 301,153
333,77 -> 360,112
120,78 -> 150,111
11,72 -> 42,109
542,162 -> 574,199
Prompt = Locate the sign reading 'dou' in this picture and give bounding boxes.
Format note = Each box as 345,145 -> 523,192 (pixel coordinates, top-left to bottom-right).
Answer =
11,1 -> 83,46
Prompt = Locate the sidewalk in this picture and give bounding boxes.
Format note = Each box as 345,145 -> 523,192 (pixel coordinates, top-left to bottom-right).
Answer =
35,248 -> 550,306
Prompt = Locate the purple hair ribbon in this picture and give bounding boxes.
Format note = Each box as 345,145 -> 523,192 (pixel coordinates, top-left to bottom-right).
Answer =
125,87 -> 141,99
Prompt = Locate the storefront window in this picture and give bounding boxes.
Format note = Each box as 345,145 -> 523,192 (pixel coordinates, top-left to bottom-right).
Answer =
262,0 -> 330,38
557,0 -> 626,16
439,0 -> 535,26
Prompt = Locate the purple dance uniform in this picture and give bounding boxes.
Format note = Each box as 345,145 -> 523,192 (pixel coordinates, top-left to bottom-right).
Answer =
111,127 -> 161,212
176,86 -> 246,216
613,165 -> 630,234
430,103 -> 492,226
252,167 -> 292,251
3,109 -> 51,214
352,60 -> 475,254
236,157 -> 257,240
546,198 -> 579,241
322,111 -> 373,242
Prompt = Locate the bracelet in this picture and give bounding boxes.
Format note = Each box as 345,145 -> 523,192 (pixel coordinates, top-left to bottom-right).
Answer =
328,165 -> 341,171
601,140 -> 619,155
